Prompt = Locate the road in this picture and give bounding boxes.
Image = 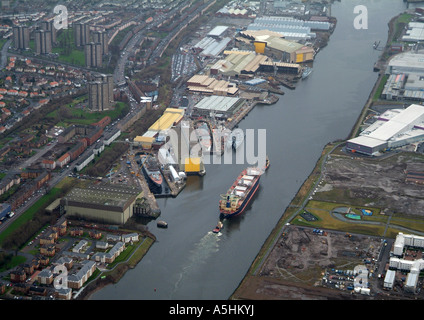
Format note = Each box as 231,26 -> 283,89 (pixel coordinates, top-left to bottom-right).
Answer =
0,39 -> 11,69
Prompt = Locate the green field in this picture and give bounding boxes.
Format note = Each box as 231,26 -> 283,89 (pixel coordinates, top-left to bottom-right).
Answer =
0,254 -> 26,272
52,47 -> 85,66
52,28 -> 85,66
47,100 -> 129,126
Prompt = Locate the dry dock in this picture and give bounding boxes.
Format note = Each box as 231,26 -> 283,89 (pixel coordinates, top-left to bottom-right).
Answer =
129,154 -> 161,215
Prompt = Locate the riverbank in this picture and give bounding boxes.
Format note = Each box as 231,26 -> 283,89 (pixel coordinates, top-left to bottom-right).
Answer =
229,140 -> 341,299
230,9 -> 408,301
78,232 -> 156,300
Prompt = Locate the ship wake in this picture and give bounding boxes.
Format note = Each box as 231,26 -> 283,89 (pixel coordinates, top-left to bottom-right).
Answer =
171,231 -> 222,298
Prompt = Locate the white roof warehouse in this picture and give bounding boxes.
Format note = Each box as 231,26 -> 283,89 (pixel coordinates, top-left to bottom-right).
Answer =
346,104 -> 424,156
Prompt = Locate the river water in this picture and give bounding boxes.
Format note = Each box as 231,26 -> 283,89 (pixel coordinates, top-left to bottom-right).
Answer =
92,0 -> 412,300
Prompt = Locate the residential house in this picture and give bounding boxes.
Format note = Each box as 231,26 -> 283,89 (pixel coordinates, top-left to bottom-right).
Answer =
56,287 -> 72,300
95,241 -> 109,250
10,268 -> 26,283
13,283 -> 29,294
37,267 -> 54,285
67,260 -> 96,289
40,244 -> 56,257
54,256 -> 73,270
89,230 -> 102,239
69,227 -> 83,237
121,233 -> 139,243
52,217 -> 67,236
73,240 -> 88,253
92,241 -> 125,264
29,285 -> 47,296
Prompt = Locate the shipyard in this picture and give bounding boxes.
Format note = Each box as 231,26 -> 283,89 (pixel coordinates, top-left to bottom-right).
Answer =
120,0 -> 337,225
0,0 -> 339,301
1,0 -> 424,307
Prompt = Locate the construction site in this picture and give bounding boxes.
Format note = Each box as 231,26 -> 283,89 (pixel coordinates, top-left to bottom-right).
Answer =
233,224 -> 385,300
314,150 -> 424,217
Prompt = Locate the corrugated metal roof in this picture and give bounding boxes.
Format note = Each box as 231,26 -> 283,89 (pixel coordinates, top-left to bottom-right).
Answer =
207,25 -> 228,37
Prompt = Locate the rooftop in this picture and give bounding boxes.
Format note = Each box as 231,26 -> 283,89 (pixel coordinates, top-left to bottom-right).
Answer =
388,51 -> 424,72
148,108 -> 184,132
62,184 -> 142,211
193,95 -> 243,113
207,25 -> 228,37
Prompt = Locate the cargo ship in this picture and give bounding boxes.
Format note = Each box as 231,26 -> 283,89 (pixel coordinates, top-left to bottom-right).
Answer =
219,167 -> 262,218
141,155 -> 163,194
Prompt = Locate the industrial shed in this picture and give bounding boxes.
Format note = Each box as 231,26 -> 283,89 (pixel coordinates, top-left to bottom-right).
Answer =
192,95 -> 245,119
386,51 -> 424,75
346,104 -> 424,155
210,51 -> 270,77
61,184 -> 143,225
207,25 -> 229,38
186,75 -> 238,96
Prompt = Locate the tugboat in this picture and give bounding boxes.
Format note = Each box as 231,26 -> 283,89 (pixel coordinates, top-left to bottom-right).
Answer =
212,221 -> 223,233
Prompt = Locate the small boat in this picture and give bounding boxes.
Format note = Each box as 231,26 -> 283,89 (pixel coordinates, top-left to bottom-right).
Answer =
302,67 -> 313,79
212,221 -> 223,233
157,220 -> 168,228
265,156 -> 270,170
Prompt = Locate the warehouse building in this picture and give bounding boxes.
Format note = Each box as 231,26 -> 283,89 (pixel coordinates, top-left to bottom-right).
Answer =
210,51 -> 270,77
346,104 -> 424,156
192,37 -> 232,58
207,25 -> 229,38
245,16 -> 330,41
386,51 -> 424,75
134,108 -> 184,149
382,73 -> 424,102
61,184 -> 143,225
259,61 -> 300,74
192,95 -> 245,120
239,30 -> 314,63
402,22 -> 424,42
252,16 -> 330,31
263,36 -> 315,63
186,75 -> 238,96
